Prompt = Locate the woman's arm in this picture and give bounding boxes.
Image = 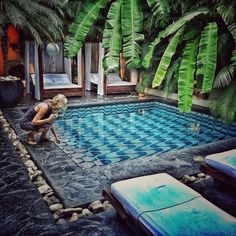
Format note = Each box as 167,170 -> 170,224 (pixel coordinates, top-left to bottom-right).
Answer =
50,125 -> 61,143
32,103 -> 55,126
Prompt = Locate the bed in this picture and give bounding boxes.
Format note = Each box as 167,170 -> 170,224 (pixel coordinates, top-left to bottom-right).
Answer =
90,73 -> 136,95
31,73 -> 83,98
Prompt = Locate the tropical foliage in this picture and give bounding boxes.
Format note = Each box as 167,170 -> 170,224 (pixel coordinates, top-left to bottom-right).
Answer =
142,0 -> 235,123
64,0 -> 235,123
0,0 -> 63,76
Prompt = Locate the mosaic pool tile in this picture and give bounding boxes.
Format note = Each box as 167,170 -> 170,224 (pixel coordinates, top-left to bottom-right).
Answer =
55,102 -> 236,168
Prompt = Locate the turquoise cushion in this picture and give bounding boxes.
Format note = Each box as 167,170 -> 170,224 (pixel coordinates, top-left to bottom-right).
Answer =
139,197 -> 236,236
111,173 -> 236,236
206,149 -> 236,179
111,173 -> 200,219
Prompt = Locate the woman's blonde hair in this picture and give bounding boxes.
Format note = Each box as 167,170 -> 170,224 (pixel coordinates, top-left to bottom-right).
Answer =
48,94 -> 68,113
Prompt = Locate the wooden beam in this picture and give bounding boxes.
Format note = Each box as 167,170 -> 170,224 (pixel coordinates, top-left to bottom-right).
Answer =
85,43 -> 92,91
24,41 -> 30,94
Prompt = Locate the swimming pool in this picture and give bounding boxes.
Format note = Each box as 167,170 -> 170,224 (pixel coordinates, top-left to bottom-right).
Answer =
54,102 -> 236,167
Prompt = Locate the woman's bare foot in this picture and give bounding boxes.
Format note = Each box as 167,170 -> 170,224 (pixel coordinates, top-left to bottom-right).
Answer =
40,136 -> 51,142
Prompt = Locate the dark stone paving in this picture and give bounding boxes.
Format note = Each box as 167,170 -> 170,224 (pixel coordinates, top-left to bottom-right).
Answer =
0,126 -> 58,235
1,95 -> 236,235
0,120 -> 132,236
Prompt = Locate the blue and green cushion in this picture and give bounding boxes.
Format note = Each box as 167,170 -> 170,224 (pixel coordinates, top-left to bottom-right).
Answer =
111,173 -> 236,235
205,149 -> 236,179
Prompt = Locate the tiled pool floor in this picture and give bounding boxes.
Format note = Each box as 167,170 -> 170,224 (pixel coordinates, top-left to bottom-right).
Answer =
55,102 -> 236,168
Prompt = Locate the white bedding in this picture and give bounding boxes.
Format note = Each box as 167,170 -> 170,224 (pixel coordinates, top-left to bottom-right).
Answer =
90,73 -> 136,86
44,83 -> 81,89
31,73 -> 81,89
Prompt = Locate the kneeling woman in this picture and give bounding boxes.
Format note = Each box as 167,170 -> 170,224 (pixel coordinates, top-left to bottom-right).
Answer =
20,94 -> 68,145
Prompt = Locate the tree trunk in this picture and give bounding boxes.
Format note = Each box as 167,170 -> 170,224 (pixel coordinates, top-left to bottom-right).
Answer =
1,26 -> 9,76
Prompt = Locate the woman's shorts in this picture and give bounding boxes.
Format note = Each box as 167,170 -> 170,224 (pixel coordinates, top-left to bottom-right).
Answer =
20,122 -> 50,132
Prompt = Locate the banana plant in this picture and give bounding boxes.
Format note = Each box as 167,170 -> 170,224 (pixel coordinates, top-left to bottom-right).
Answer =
152,27 -> 184,88
65,0 -> 171,72
178,39 -> 198,112
142,10 -> 209,68
65,0 -> 108,57
103,0 -> 122,73
197,22 -> 218,93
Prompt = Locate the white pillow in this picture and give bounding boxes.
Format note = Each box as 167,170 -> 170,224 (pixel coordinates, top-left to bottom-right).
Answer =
107,73 -> 121,83
43,74 -> 55,85
53,74 -> 70,85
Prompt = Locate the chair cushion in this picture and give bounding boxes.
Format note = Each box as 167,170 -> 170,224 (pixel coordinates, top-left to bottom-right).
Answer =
107,73 -> 121,83
205,149 -> 236,179
139,197 -> 236,236
111,173 -> 236,236
111,173 -> 200,219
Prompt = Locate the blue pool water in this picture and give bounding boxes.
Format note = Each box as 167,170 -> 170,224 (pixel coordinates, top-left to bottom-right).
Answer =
54,102 -> 236,167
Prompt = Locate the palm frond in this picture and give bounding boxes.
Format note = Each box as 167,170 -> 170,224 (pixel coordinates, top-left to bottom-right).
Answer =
142,10 -> 209,68
65,0 -> 108,57
146,0 -> 170,27
197,22 -> 218,93
231,49 -> 236,64
178,39 -> 198,113
152,27 -> 183,88
102,0 -> 122,74
210,81 -> 236,124
216,4 -> 235,25
213,64 -> 236,88
122,0 -> 144,69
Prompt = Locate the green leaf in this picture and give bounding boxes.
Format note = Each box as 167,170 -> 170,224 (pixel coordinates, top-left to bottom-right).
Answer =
231,49 -> 236,64
146,0 -> 170,27
152,27 -> 184,88
197,22 -> 218,93
102,0 -> 122,74
213,65 -> 236,88
142,10 -> 209,68
210,81 -> 236,125
217,4 -> 236,64
65,0 -> 108,57
178,39 -> 198,113
163,59 -> 181,95
217,4 -> 235,26
122,0 -> 144,69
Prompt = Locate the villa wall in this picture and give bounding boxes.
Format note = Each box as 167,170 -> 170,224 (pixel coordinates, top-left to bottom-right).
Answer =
0,26 -> 22,75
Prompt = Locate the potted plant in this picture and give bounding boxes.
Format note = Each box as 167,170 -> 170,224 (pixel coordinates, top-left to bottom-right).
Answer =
0,76 -> 24,108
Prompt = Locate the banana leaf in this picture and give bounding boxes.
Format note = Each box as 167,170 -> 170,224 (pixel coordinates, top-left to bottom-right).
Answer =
163,58 -> 181,95
146,0 -> 170,27
142,10 -> 209,68
122,0 -> 144,69
102,0 -> 122,74
65,0 -> 108,57
152,27 -> 183,88
197,22 -> 218,93
178,39 -> 198,113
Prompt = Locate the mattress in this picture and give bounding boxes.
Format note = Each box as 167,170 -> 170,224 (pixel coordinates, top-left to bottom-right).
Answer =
44,84 -> 81,89
205,149 -> 236,179
90,73 -> 136,86
111,173 -> 236,236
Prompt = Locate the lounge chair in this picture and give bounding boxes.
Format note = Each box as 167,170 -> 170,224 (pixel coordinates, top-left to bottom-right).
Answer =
200,149 -> 236,188
103,173 -> 236,236
31,73 -> 82,98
